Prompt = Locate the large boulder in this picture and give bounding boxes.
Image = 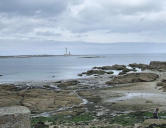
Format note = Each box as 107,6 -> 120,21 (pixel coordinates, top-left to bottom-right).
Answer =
149,61 -> 166,71
0,106 -> 31,128
106,73 -> 159,85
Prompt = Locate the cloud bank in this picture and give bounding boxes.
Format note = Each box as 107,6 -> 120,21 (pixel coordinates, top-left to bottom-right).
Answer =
0,0 -> 166,43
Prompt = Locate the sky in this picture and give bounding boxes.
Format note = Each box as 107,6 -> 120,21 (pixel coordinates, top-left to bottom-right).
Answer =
0,0 -> 166,55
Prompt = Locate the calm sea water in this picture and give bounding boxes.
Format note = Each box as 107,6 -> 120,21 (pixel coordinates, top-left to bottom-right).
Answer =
0,54 -> 166,83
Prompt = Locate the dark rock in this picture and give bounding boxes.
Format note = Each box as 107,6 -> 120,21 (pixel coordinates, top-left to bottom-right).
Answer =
34,121 -> 49,128
80,70 -> 111,76
106,73 -> 159,85
107,71 -> 114,74
149,61 -> 166,71
118,68 -> 137,75
146,123 -> 166,128
118,71 -> 127,75
0,75 -> 3,77
110,64 -> 126,70
86,70 -> 106,75
78,73 -> 83,76
129,63 -> 149,70
93,64 -> 126,70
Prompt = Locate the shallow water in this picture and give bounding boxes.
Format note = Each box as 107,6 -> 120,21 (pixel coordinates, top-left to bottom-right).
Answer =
106,92 -> 166,102
0,53 -> 166,83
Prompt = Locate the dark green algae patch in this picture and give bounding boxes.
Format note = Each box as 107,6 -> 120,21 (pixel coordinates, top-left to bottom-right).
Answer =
31,113 -> 94,128
31,111 -> 166,128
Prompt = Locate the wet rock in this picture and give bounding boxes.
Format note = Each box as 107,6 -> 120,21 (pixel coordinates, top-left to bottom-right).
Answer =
106,73 -> 159,85
94,64 -> 126,70
118,68 -> 137,75
149,61 -> 166,71
80,70 -> 113,76
129,63 -> 149,70
0,75 -> 3,76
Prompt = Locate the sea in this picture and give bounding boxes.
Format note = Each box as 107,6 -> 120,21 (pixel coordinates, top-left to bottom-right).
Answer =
0,53 -> 166,83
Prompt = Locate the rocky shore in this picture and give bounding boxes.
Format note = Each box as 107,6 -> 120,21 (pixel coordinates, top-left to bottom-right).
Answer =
0,61 -> 166,128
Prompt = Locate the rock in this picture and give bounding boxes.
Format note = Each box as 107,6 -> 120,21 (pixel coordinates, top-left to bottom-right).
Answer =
0,85 -> 23,107
118,68 -> 137,75
157,79 -> 166,91
129,63 -> 149,70
78,90 -> 101,104
110,64 -> 127,70
118,71 -> 127,75
80,70 -> 110,76
0,106 -> 31,128
0,75 -> 3,77
19,89 -> 82,113
107,71 -> 114,74
146,124 -> 166,128
34,122 -> 49,128
58,80 -> 80,88
106,73 -> 159,85
78,73 -> 83,76
0,85 -> 82,113
149,61 -> 166,71
94,64 -> 126,70
143,119 -> 166,128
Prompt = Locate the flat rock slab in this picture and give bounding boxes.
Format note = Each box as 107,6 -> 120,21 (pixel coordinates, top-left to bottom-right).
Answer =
0,106 -> 31,128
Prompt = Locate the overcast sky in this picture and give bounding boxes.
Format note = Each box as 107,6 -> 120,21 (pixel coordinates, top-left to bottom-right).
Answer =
0,0 -> 166,55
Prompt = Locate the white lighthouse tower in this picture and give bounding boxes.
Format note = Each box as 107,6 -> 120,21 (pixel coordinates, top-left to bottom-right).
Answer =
64,48 -> 71,56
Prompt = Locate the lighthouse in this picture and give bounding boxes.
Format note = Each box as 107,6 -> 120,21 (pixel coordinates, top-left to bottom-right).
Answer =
64,48 -> 71,56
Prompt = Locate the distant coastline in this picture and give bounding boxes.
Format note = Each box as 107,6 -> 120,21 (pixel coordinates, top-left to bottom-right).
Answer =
0,54 -> 108,59
0,55 -> 81,58
0,53 -> 166,59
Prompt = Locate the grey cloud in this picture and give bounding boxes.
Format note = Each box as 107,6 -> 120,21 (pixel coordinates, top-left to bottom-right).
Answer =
36,31 -> 62,37
59,0 -> 166,33
0,0 -> 166,43
0,0 -> 81,16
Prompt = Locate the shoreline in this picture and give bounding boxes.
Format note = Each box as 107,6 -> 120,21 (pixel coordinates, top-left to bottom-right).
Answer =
0,61 -> 166,127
